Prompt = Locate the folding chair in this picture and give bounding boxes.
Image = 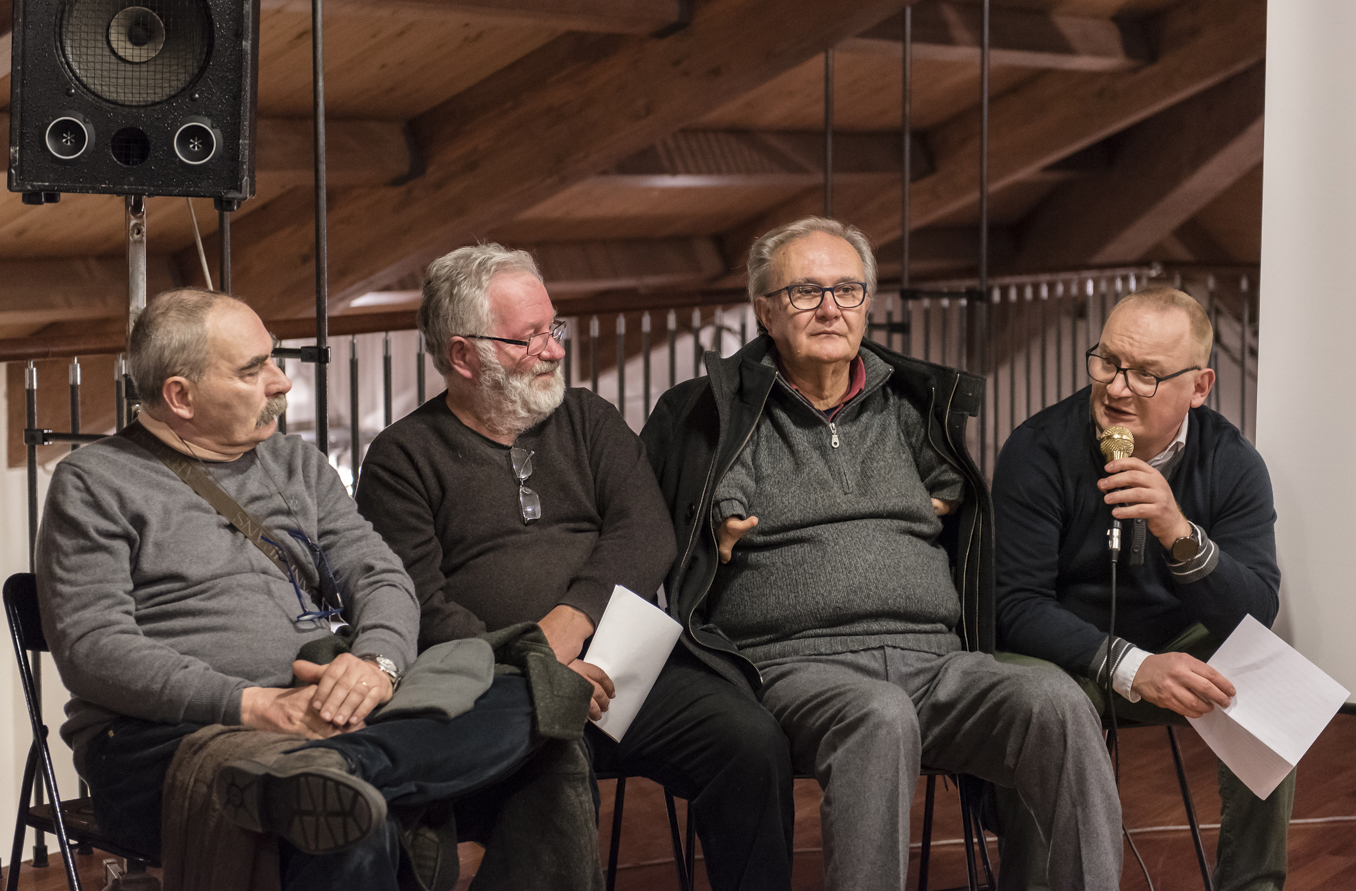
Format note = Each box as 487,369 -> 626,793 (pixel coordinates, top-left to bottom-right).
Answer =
1109,718 -> 1214,891
4,572 -> 160,891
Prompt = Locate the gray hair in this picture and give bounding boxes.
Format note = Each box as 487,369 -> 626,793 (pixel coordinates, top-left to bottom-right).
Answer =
419,243 -> 543,375
746,217 -> 878,309
128,288 -> 242,409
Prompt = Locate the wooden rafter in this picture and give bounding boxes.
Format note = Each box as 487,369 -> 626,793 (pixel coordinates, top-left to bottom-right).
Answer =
603,129 -> 932,187
721,0 -> 1266,277
258,0 -> 687,35
207,0 -> 915,320
1013,63 -> 1266,271
842,0 -> 1150,72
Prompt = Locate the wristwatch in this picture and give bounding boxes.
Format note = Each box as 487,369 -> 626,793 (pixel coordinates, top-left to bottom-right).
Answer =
1170,525 -> 1201,562
360,654 -> 402,692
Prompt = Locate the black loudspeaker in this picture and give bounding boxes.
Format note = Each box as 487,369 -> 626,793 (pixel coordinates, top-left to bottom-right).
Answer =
7,0 -> 259,203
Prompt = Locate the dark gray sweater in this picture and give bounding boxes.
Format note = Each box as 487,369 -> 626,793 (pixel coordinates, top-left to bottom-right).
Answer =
36,428 -> 419,766
355,389 -> 677,651
709,350 -> 966,663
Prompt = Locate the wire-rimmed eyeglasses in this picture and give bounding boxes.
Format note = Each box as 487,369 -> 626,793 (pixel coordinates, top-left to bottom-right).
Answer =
456,320 -> 568,357
261,528 -> 346,623
763,282 -> 869,311
1085,344 -> 1199,398
511,447 -> 541,524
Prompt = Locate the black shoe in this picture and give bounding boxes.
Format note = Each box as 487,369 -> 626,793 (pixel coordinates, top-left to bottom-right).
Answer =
214,747 -> 387,855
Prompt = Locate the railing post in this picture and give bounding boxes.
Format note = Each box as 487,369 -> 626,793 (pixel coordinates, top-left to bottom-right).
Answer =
692,308 -> 703,378
642,312 -> 652,423
350,337 -> 360,488
667,310 -> 677,389
589,316 -> 600,394
416,332 -> 427,406
383,333 -> 393,428
616,314 -> 627,417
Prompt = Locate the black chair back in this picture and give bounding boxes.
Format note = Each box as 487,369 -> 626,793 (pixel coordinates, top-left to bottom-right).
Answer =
5,572 -> 47,655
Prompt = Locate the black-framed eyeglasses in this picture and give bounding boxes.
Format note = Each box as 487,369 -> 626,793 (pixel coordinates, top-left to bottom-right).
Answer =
763,281 -> 869,311
261,528 -> 346,623
511,447 -> 541,524
455,320 -> 568,357
1085,344 -> 1199,398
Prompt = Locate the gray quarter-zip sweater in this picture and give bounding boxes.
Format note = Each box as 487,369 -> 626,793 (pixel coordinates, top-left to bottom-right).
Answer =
708,350 -> 966,663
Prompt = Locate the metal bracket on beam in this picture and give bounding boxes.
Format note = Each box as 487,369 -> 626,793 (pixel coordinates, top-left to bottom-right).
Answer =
24,429 -> 107,446
272,346 -> 331,364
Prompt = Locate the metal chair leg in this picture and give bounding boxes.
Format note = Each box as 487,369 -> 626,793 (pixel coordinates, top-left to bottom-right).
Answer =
958,789 -> 980,891
1166,727 -> 1214,891
918,774 -> 936,891
971,804 -> 995,889
684,800 -> 696,887
606,777 -> 626,891
7,745 -> 39,891
664,790 -> 691,891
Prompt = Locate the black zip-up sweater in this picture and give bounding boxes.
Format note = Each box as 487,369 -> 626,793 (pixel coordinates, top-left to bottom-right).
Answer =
993,387 -> 1280,675
641,335 -> 991,693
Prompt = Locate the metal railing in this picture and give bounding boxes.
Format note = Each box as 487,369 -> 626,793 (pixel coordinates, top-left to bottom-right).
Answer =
16,264 -> 1258,497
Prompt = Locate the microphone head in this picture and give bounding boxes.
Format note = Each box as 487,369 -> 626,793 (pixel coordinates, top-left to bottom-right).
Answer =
1100,426 -> 1135,464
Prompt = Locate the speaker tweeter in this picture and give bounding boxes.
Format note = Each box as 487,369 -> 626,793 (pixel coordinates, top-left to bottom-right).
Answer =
174,119 -> 218,164
45,115 -> 92,160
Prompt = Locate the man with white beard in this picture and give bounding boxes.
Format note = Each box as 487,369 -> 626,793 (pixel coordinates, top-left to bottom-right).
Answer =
355,244 -> 797,891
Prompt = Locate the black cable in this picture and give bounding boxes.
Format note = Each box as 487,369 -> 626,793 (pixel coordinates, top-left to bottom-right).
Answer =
1107,526 -> 1120,780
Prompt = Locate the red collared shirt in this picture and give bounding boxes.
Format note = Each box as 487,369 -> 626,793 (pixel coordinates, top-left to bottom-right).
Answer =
778,355 -> 867,421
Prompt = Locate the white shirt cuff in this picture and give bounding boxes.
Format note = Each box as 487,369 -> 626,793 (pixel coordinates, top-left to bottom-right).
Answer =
1113,645 -> 1152,702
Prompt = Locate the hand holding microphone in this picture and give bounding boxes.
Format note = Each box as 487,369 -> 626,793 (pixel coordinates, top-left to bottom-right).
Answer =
1097,426 -> 1193,550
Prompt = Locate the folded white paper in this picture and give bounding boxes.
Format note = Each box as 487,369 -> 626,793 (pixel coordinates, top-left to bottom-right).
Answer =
584,585 -> 683,742
1187,614 -> 1349,799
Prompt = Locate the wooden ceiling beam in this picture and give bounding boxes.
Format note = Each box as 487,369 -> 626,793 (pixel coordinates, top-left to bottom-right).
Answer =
258,0 -> 687,35
256,118 -> 415,187
0,257 -> 181,329
602,129 -> 932,187
842,0 -> 1150,72
216,0 -> 915,320
721,0 -> 1266,274
1013,63 -> 1266,271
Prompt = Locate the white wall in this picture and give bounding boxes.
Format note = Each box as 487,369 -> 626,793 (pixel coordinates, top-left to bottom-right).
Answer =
1256,0 -> 1356,703
0,366 -> 81,868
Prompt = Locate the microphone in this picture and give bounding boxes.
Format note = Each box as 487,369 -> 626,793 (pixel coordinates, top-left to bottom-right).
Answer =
1099,426 -> 1135,555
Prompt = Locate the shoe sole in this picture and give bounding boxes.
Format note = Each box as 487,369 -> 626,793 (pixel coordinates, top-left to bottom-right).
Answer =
214,759 -> 387,855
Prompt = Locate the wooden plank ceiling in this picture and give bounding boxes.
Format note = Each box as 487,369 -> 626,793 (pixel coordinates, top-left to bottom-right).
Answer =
0,0 -> 1266,340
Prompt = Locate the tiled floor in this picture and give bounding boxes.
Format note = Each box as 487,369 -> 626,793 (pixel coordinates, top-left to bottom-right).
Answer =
6,715 -> 1353,891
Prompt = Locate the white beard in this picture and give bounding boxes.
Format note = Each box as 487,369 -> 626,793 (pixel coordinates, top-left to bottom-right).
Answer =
472,342 -> 565,438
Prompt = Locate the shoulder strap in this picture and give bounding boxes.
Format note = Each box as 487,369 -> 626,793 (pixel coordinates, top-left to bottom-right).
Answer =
119,421 -> 298,586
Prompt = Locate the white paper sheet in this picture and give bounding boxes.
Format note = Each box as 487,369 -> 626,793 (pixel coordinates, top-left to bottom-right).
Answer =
583,585 -> 683,742
1187,614 -> 1348,799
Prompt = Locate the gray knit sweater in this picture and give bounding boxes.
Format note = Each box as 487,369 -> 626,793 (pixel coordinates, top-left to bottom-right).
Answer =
36,428 -> 419,767
709,350 -> 966,663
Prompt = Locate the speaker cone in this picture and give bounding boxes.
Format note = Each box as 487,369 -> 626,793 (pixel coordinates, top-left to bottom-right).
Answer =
108,7 -> 166,63
61,0 -> 212,107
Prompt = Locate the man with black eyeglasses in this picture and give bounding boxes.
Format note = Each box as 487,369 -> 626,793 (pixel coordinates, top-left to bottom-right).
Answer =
356,243 -> 797,891
641,217 -> 1121,891
36,288 -> 603,890
992,285 -> 1290,891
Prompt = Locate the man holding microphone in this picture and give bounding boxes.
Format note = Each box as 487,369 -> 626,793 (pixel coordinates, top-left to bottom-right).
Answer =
992,285 -> 1291,891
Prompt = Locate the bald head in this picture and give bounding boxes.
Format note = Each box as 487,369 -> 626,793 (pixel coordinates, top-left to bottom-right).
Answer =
1105,285 -> 1213,367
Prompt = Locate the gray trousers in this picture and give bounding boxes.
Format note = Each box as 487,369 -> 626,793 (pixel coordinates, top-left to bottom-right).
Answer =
755,647 -> 1122,891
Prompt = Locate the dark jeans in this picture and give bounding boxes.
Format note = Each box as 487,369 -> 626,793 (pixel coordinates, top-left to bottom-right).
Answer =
84,675 -> 537,891
587,645 -> 795,891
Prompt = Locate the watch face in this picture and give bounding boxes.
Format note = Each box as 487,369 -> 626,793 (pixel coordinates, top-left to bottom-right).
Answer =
1172,536 -> 1199,562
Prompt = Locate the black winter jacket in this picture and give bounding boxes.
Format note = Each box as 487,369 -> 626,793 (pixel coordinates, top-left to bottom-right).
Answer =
639,335 -> 993,693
